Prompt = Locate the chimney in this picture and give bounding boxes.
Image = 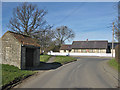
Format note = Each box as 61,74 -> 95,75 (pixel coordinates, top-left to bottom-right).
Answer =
86,39 -> 88,41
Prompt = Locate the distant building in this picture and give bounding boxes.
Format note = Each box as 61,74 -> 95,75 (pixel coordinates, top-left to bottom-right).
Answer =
60,44 -> 72,53
60,40 -> 119,53
1,31 -> 40,69
107,42 -> 119,53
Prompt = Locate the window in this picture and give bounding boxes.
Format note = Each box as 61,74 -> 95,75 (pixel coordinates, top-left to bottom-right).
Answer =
64,50 -> 66,52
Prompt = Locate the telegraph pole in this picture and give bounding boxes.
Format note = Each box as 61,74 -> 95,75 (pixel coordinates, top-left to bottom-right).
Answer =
112,22 -> 115,58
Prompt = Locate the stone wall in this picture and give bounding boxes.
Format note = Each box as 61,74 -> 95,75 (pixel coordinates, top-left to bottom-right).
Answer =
21,47 -> 26,69
1,32 -> 21,68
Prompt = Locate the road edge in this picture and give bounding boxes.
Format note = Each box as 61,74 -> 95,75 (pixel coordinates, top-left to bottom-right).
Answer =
101,60 -> 119,88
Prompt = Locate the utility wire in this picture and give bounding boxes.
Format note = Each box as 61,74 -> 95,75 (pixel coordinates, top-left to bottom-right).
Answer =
54,3 -> 86,26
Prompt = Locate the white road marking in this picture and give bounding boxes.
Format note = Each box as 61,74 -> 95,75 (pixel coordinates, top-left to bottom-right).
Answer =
77,64 -> 82,69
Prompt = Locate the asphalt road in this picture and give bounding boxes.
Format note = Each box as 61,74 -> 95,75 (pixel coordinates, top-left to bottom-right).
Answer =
15,57 -> 118,88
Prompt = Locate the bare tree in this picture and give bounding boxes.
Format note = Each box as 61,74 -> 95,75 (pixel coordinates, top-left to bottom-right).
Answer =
8,2 -> 52,37
110,2 -> 120,42
117,2 -> 120,42
114,21 -> 120,42
7,2 -> 54,53
54,26 -> 75,47
35,29 -> 55,53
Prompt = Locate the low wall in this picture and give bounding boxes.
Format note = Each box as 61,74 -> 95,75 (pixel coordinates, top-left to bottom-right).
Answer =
48,52 -> 115,57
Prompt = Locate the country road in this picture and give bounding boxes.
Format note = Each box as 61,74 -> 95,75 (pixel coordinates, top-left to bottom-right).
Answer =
15,57 -> 118,88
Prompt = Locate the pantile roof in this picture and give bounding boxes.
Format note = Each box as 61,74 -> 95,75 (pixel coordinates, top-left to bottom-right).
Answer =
3,31 -> 40,47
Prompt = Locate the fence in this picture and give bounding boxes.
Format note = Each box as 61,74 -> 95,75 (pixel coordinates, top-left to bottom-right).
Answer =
48,52 -> 115,57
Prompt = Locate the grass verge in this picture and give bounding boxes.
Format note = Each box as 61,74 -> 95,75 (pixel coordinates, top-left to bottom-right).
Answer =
1,64 -> 35,88
108,58 -> 120,72
54,56 -> 77,64
40,55 -> 52,62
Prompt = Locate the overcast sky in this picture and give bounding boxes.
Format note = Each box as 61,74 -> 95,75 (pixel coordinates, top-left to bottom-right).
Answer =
2,2 -> 118,44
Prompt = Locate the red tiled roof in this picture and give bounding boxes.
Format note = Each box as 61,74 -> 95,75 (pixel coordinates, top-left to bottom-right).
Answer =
8,31 -> 40,47
72,40 -> 108,49
60,44 -> 72,50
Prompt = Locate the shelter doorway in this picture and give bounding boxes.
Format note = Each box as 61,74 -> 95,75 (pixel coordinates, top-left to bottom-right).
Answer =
25,48 -> 34,67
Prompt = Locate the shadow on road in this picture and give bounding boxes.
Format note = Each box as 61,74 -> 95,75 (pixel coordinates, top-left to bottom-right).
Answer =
25,61 -> 62,71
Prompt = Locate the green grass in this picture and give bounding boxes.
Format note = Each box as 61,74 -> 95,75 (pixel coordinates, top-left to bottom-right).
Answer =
54,56 -> 77,64
1,64 -> 35,87
108,59 -> 120,72
40,55 -> 52,62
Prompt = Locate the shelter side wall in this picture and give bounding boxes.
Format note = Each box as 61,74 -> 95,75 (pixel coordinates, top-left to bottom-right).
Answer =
2,33 -> 21,68
21,47 -> 26,69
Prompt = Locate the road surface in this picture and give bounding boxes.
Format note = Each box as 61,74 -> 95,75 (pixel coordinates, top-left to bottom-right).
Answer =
15,57 -> 118,88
